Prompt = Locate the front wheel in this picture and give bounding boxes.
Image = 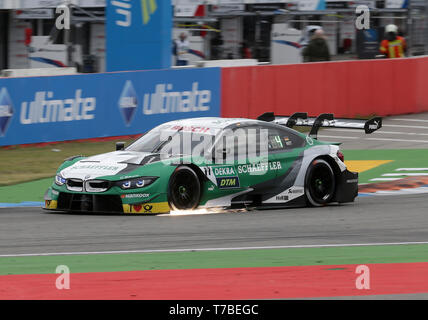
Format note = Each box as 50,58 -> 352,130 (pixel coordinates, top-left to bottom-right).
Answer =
168,166 -> 201,211
305,159 -> 336,207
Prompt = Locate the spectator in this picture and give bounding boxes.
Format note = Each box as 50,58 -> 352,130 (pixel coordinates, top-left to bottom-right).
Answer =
173,32 -> 190,66
302,29 -> 331,62
380,24 -> 406,58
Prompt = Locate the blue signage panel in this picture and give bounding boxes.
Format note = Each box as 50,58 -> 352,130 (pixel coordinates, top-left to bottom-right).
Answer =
0,67 -> 221,146
106,0 -> 172,71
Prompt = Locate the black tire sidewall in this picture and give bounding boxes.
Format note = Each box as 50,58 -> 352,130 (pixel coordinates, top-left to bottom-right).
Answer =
168,166 -> 201,211
305,159 -> 336,207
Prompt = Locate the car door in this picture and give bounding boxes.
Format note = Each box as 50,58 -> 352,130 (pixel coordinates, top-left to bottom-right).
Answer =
266,126 -> 307,201
231,125 -> 279,192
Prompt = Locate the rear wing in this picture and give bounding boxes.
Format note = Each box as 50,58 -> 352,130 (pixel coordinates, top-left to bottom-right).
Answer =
257,112 -> 382,139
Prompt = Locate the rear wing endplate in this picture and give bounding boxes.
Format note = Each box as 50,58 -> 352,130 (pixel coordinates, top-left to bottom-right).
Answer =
257,112 -> 382,139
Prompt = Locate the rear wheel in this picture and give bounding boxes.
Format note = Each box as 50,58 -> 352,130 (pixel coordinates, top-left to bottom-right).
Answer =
305,159 -> 336,206
168,166 -> 201,211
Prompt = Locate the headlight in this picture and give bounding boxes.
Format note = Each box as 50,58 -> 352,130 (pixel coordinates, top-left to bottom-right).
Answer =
55,174 -> 66,186
117,177 -> 158,190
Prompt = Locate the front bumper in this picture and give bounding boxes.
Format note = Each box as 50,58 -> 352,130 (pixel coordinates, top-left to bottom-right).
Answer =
44,188 -> 170,214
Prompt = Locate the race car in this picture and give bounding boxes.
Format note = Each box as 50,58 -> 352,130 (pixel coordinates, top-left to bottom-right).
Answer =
44,112 -> 382,214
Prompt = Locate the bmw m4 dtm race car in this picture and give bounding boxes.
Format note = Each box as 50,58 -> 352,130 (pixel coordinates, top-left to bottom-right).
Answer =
44,112 -> 382,214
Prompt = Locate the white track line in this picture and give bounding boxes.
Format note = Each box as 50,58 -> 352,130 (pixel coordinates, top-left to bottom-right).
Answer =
390,118 -> 428,123
366,137 -> 428,143
2,242 -> 428,258
396,168 -> 428,171
318,135 -> 358,140
383,124 -> 428,130
370,178 -> 402,181
383,173 -> 428,176
324,128 -> 428,136
318,135 -> 428,143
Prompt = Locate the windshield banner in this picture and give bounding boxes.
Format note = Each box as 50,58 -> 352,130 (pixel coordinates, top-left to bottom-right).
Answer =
0,67 -> 221,146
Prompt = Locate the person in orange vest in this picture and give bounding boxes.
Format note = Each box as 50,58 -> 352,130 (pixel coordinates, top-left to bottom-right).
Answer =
380,24 -> 407,58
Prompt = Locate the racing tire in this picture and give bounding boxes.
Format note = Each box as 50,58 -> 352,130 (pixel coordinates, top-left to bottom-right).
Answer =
168,166 -> 201,211
305,159 -> 336,207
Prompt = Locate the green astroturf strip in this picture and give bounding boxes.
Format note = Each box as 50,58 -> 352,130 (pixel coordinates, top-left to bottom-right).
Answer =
1,244 -> 428,276
0,178 -> 52,203
342,149 -> 428,184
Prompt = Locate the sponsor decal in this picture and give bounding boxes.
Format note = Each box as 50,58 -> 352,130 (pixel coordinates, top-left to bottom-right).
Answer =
214,166 -> 236,177
265,186 -> 304,204
0,88 -> 14,137
123,202 -> 169,214
141,0 -> 157,25
143,204 -> 153,213
306,136 -> 314,146
121,193 -> 150,199
112,0 -> 157,27
69,164 -> 119,171
346,179 -> 359,184
169,125 -> 211,133
288,188 -> 304,194
368,121 -> 380,130
45,200 -> 58,209
276,195 -> 289,201
119,174 -> 141,180
142,82 -> 211,115
20,90 -> 96,124
119,81 -> 138,126
216,177 -> 240,189
203,167 -> 212,176
237,161 -> 282,174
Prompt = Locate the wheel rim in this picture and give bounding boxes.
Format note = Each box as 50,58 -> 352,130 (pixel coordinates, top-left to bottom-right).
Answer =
309,165 -> 334,203
171,171 -> 200,209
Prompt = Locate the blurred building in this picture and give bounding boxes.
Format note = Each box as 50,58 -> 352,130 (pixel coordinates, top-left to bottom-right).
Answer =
0,0 -> 427,71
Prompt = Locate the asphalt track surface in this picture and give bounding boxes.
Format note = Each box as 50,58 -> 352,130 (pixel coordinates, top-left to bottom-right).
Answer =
0,193 -> 427,256
1,113 -> 427,256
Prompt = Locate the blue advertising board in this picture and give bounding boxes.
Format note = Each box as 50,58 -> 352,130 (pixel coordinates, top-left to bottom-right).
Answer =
0,67 -> 221,146
106,0 -> 172,71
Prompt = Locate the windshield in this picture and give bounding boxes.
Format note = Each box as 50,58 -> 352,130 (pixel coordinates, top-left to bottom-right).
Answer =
126,125 -> 217,155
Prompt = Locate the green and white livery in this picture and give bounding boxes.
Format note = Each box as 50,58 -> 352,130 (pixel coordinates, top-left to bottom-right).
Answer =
44,113 -> 382,214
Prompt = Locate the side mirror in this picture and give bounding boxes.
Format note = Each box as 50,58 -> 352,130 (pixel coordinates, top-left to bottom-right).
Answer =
116,142 -> 125,151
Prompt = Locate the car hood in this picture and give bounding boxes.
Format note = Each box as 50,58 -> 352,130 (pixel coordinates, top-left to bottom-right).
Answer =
59,151 -> 160,180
